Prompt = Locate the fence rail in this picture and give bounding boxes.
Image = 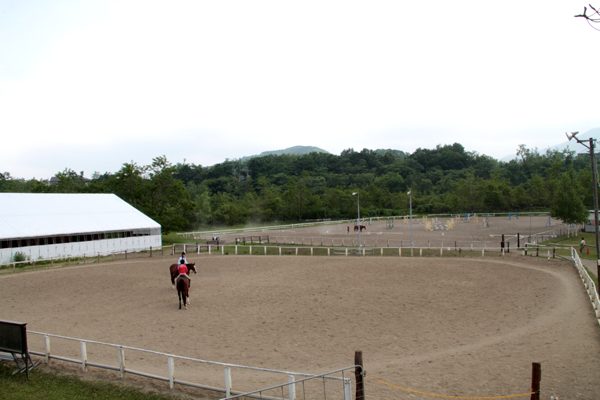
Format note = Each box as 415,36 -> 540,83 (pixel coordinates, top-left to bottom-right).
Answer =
169,242 -> 566,260
26,331 -> 348,399
221,366 -> 357,400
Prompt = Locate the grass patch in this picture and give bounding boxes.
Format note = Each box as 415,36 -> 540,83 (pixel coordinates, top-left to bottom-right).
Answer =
545,233 -> 596,259
0,362 -> 182,400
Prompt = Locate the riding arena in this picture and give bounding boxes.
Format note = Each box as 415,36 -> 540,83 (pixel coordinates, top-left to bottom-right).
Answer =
1,214 -> 600,399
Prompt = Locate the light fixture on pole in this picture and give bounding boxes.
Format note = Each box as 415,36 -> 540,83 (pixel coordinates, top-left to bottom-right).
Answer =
566,131 -> 600,295
352,191 -> 361,247
408,190 -> 413,247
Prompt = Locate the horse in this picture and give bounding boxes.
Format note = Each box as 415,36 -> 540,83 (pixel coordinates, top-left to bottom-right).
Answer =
176,276 -> 190,310
169,263 -> 196,286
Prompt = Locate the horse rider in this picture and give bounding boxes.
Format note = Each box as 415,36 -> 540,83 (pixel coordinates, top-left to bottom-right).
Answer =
174,260 -> 191,287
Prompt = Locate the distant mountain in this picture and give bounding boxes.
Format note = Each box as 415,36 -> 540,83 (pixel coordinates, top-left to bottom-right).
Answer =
242,145 -> 330,160
501,127 -> 600,161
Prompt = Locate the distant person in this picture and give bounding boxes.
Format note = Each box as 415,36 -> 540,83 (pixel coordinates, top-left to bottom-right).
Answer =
580,237 -> 587,254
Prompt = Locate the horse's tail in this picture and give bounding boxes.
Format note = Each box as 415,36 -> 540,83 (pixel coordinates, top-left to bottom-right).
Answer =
176,279 -> 185,309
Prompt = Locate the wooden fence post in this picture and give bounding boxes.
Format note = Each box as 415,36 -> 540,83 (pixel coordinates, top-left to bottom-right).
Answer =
355,351 -> 365,400
44,335 -> 51,363
168,356 -> 175,390
531,362 -> 541,400
80,341 -> 87,371
224,366 -> 232,397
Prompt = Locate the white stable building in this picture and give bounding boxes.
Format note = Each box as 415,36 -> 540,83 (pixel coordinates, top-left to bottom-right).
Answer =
0,193 -> 162,264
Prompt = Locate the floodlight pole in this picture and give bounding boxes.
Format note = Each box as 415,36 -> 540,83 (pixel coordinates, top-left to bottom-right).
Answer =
408,190 -> 413,247
353,192 -> 361,247
567,132 -> 600,294
589,137 -> 600,291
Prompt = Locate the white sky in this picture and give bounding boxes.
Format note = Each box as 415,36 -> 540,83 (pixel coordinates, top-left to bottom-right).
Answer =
1,1 -> 600,179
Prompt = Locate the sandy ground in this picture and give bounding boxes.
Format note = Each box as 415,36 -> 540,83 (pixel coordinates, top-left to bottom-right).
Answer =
1,252 -> 600,399
211,215 -> 571,250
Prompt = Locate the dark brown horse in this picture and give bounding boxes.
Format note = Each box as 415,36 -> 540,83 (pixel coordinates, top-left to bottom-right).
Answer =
169,263 -> 196,286
176,276 -> 190,309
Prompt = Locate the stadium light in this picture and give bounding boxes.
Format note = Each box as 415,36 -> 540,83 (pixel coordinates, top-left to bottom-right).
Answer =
565,131 -> 579,141
566,131 -> 600,295
352,192 -> 361,247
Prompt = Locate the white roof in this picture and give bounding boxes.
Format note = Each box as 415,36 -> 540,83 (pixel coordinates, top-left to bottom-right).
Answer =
0,193 -> 161,240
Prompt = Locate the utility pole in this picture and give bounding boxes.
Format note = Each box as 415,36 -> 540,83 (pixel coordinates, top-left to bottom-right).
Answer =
566,131 -> 600,294
589,137 -> 600,289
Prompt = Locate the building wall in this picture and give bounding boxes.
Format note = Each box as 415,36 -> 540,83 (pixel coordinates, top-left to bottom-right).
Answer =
0,235 -> 162,265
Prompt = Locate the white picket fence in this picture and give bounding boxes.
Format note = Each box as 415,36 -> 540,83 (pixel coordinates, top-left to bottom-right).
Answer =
174,242 -> 562,259
570,248 -> 600,328
221,366 -> 356,400
26,331 -> 352,400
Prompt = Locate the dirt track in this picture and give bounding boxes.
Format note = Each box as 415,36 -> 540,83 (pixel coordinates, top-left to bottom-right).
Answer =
1,252 -> 600,399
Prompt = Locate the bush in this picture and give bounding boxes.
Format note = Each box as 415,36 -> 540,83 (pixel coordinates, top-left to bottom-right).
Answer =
12,252 -> 28,265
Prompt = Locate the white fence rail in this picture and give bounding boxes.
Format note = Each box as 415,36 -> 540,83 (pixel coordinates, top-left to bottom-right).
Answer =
171,242 -> 565,260
26,331 -> 348,399
570,248 -> 600,328
221,366 -> 356,400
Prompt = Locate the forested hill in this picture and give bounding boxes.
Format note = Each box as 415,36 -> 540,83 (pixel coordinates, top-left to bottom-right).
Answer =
0,143 -> 591,232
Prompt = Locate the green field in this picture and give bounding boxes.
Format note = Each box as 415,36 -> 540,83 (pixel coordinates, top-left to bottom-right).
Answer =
0,362 -> 182,400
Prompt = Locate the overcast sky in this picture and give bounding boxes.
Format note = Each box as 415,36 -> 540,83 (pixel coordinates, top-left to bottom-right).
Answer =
2,1 -> 600,179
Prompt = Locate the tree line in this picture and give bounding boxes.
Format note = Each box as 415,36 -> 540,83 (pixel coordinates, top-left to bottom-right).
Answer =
0,143 -> 591,232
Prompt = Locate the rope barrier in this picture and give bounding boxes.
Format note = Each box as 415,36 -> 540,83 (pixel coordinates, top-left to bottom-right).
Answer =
374,378 -> 535,400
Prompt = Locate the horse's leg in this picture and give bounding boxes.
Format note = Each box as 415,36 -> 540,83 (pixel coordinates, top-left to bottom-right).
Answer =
178,290 -> 182,309
183,289 -> 188,309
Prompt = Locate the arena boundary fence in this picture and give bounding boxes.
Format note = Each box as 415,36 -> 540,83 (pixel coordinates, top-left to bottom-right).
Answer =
0,239 -> 569,275
26,331 -> 353,400
171,242 -> 567,260
220,366 -> 357,400
570,248 -> 600,328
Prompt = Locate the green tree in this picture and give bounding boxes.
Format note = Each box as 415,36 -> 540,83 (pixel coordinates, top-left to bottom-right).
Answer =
107,162 -> 148,210
551,171 -> 588,224
51,168 -> 87,193
146,156 -> 195,232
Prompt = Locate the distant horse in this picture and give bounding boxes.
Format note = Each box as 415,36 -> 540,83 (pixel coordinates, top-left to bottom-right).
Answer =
353,225 -> 367,232
176,276 -> 190,310
169,263 -> 196,286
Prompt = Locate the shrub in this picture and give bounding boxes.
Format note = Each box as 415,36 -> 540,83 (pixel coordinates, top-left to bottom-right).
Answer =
12,252 -> 28,266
